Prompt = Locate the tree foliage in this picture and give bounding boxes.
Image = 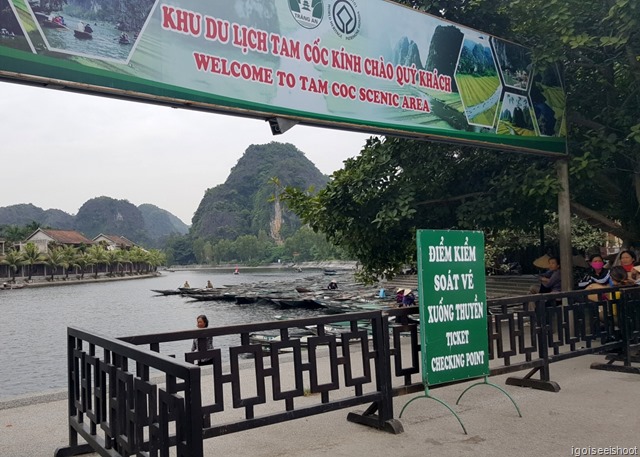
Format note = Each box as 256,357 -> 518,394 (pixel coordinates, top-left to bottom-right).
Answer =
283,137 -> 559,281
505,0 -> 640,242
284,0 -> 639,282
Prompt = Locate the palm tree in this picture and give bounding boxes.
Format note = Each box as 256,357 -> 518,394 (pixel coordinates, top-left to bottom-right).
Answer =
4,225 -> 25,243
75,252 -> 92,279
128,246 -> 147,274
146,249 -> 166,272
86,245 -> 109,279
22,242 -> 44,281
60,245 -> 79,279
119,249 -> 133,275
106,249 -> 124,276
1,249 -> 23,282
44,247 -> 66,281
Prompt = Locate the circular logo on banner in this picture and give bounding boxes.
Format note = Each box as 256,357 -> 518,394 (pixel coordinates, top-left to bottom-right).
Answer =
289,0 -> 324,29
328,0 -> 361,40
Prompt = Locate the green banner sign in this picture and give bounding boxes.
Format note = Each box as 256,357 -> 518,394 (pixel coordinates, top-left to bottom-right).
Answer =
417,230 -> 489,386
0,0 -> 566,154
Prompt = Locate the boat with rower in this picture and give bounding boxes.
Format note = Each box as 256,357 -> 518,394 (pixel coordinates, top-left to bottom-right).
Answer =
73,29 -> 92,39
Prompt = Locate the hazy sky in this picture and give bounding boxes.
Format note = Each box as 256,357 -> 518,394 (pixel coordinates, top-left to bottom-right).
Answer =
0,81 -> 371,225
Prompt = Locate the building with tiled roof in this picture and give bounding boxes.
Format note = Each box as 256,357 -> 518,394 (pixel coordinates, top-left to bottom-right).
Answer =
93,234 -> 136,251
22,228 -> 93,253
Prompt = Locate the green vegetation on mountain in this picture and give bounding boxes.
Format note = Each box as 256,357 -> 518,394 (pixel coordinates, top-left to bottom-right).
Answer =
138,204 -> 189,241
191,142 -> 328,241
161,142 -> 350,266
0,200 -> 188,247
0,142 -> 348,265
0,203 -> 75,229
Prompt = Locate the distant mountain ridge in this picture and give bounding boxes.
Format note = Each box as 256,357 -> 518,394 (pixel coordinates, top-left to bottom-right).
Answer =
0,200 -> 189,246
0,142 -> 332,247
0,203 -> 75,229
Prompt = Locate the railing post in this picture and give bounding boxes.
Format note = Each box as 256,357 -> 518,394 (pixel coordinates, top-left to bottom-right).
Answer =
505,297 -> 560,392
187,366 -> 204,457
347,312 -> 403,434
374,313 -> 394,423
591,289 -> 640,374
54,332 -> 94,457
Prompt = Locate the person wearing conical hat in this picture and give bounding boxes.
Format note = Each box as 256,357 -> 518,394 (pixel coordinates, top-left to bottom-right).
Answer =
402,289 -> 415,307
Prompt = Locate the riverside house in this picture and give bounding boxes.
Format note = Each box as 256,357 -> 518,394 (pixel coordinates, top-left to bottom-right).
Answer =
1,228 -> 95,280
93,234 -> 135,251
22,228 -> 93,253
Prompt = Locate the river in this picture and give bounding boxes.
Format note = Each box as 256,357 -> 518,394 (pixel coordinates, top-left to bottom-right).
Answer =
0,268 -> 325,401
40,14 -> 133,61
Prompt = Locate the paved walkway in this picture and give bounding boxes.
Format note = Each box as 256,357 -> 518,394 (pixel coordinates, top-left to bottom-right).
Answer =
1,354 -> 638,457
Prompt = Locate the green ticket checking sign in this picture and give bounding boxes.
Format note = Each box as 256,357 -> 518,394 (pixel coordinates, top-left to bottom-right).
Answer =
417,230 -> 489,386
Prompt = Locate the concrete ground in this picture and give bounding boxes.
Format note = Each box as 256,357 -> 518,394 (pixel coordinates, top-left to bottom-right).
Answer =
1,354 -> 638,457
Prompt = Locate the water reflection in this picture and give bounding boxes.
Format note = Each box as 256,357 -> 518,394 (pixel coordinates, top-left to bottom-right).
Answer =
40,14 -> 133,61
0,269 -> 321,400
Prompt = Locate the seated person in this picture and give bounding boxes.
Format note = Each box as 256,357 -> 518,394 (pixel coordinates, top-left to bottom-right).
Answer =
401,289 -> 416,307
615,249 -> 639,282
596,265 -> 636,325
578,254 -> 610,288
327,280 -> 338,290
530,256 -> 561,293
395,288 -> 404,304
609,265 -> 637,287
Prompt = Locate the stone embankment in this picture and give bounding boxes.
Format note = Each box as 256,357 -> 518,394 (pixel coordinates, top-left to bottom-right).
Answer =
2,272 -> 160,289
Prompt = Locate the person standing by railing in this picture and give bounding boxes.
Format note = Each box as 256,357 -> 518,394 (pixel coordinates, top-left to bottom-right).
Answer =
191,315 -> 214,365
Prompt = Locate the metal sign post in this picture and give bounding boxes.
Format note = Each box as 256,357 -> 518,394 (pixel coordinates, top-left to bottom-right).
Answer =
400,229 -> 521,433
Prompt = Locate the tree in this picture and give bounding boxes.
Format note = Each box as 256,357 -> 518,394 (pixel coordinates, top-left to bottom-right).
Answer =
44,247 -> 66,281
0,222 -> 41,243
21,242 -> 44,281
283,137 -> 555,281
75,252 -> 91,279
164,235 -> 197,266
235,235 -> 260,262
106,249 -> 124,276
212,239 -> 235,263
128,246 -> 148,273
284,0 -> 639,281
283,226 -> 345,261
86,245 -> 108,279
1,249 -> 23,282
60,245 -> 79,279
145,249 -> 166,272
503,0 -> 640,243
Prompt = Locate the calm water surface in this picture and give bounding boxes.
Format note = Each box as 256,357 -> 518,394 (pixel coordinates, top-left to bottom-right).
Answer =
0,269 -> 323,400
41,14 -> 133,61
